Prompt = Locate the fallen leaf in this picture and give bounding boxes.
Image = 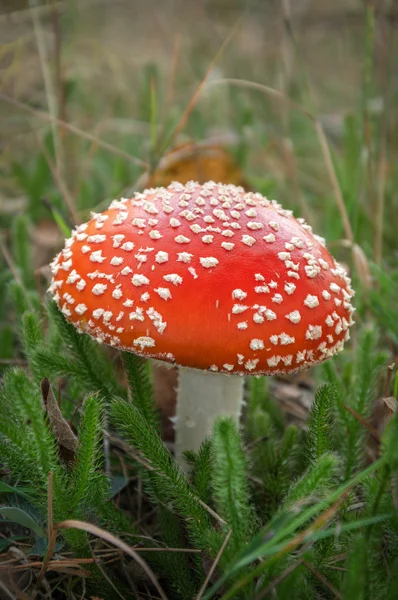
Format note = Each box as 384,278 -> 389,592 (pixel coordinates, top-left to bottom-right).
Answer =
383,396 -> 397,413
41,378 -> 77,464
150,142 -> 248,188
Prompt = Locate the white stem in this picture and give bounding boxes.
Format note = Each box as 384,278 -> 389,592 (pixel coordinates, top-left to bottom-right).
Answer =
175,368 -> 244,469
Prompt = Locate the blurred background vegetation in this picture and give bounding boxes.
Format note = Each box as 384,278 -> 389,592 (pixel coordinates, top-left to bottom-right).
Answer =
0,1 -> 398,598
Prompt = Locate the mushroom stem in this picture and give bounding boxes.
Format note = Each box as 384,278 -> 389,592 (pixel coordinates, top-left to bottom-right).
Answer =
175,368 -> 244,469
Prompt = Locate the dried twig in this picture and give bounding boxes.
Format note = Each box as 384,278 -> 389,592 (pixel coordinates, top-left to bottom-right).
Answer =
164,17 -> 242,150
313,120 -> 354,242
303,559 -> 343,599
385,363 -> 396,397
375,134 -> 388,266
54,520 -> 168,600
34,129 -> 78,225
164,34 -> 181,122
0,358 -> 29,365
342,403 -> 380,442
0,237 -> 25,291
254,559 -> 303,599
89,544 -> 128,600
0,91 -> 148,170
47,471 -> 54,546
196,529 -> 232,600
29,0 -> 64,177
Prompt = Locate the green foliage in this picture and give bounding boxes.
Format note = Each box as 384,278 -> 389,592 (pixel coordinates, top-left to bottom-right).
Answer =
248,410 -> 298,519
202,458 -> 389,600
369,264 -> 398,346
281,453 -> 339,510
386,564 -> 398,600
21,311 -> 45,383
0,504 -> 45,538
344,328 -> 387,479
211,418 -> 255,555
342,535 -> 368,599
305,384 -> 336,463
110,398 -> 218,554
122,351 -> 159,431
0,324 -> 13,366
11,146 -> 52,220
0,370 -> 137,565
0,368 -> 60,494
155,506 -> 198,598
8,279 -> 41,317
189,438 -> 213,504
322,327 -> 388,480
11,215 -> 35,289
246,375 -> 284,436
69,395 -> 109,517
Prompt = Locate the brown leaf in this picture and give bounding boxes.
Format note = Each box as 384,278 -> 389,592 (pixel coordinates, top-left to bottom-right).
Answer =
41,378 -> 77,464
150,143 -> 249,188
269,379 -> 314,426
383,396 -> 397,413
371,395 -> 397,439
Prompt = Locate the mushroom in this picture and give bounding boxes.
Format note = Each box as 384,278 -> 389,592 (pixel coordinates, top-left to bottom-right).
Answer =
48,181 -> 355,468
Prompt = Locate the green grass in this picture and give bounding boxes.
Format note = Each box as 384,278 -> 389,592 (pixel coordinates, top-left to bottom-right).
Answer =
0,2 -> 397,598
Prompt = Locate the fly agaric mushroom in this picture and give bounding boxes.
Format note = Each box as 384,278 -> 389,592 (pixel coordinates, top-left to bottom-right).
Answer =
48,181 -> 355,467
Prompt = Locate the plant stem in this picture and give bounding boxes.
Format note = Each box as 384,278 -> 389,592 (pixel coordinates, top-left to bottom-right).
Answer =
175,368 -> 244,469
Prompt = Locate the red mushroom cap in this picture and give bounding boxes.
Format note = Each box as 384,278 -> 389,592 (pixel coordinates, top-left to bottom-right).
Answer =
49,181 -> 355,375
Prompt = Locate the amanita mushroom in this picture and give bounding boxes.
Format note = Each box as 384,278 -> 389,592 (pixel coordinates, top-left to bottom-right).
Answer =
48,181 -> 354,467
